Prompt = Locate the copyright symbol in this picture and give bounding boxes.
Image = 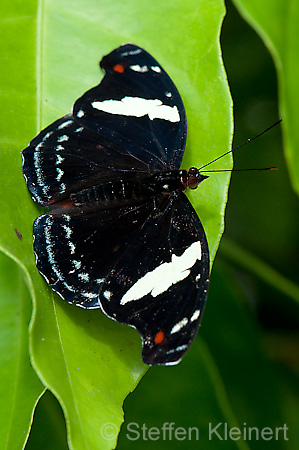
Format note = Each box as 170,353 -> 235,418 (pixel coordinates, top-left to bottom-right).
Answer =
101,422 -> 118,440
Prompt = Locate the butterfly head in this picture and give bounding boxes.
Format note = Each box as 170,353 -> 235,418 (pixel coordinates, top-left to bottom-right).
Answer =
180,167 -> 208,190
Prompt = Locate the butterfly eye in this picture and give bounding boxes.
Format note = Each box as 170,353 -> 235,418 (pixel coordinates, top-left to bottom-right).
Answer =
187,167 -> 209,189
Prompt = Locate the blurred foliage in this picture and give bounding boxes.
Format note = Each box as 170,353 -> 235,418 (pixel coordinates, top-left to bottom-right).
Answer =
231,0 -> 299,196
221,0 -> 299,332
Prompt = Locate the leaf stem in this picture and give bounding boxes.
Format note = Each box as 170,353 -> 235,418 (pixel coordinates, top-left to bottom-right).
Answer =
219,237 -> 299,304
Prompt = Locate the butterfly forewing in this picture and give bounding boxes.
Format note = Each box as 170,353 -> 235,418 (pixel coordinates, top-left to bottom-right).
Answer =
22,114 -> 156,207
22,45 -> 186,207
73,44 -> 187,169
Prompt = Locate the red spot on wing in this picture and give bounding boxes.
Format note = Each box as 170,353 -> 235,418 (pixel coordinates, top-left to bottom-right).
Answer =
113,64 -> 125,73
154,330 -> 165,345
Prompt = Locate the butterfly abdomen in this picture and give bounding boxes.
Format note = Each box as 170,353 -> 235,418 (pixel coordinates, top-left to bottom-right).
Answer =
70,178 -> 142,207
70,170 -> 188,207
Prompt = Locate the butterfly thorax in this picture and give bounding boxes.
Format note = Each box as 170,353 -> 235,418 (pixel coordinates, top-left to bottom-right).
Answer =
70,168 -> 208,208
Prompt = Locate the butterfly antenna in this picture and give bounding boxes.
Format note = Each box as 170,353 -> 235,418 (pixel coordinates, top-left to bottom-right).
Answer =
199,119 -> 282,171
201,167 -> 277,173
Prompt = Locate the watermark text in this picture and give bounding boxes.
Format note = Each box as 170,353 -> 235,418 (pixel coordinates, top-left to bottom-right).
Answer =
100,421 -> 290,441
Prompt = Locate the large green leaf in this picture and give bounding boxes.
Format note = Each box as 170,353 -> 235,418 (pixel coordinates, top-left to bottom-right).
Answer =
0,3 -> 45,449
230,0 -> 299,195
0,253 -> 44,450
0,0 -> 232,448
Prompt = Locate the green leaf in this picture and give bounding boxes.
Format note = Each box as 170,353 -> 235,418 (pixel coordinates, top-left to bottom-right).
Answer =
0,0 -> 232,448
0,252 -> 44,450
230,0 -> 299,195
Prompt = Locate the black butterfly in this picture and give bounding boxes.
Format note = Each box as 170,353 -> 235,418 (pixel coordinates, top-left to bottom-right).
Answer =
22,44 -> 210,365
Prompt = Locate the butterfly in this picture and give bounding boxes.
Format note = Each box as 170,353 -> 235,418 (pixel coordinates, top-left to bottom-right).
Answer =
22,44 -> 210,365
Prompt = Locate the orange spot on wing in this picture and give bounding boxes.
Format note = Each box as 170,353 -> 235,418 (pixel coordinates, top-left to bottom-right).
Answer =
113,64 -> 125,73
154,330 -> 165,345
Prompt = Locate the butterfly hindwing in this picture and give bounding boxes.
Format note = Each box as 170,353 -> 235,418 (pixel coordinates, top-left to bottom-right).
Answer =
99,193 -> 210,365
33,199 -> 157,308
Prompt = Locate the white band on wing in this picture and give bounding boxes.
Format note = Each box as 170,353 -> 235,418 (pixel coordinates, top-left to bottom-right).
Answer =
91,96 -> 180,123
120,241 -> 202,305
